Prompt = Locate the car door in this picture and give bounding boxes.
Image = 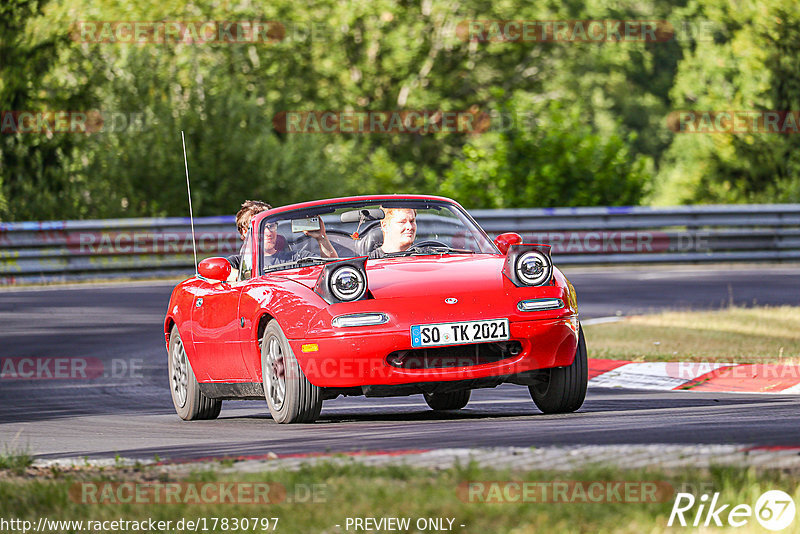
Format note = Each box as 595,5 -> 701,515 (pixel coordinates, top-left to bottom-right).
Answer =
191,280 -> 249,381
235,231 -> 269,381
190,236 -> 253,382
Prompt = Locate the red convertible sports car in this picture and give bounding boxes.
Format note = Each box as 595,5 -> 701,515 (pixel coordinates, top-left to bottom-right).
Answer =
164,195 -> 586,423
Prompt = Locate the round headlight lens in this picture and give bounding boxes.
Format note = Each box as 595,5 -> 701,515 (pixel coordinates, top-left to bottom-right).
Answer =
515,251 -> 551,286
330,266 -> 366,301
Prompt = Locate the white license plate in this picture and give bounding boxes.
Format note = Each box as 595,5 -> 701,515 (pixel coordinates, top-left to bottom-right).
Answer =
410,318 -> 510,348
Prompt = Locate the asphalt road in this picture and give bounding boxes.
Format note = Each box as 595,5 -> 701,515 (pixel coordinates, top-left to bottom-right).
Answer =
1,265 -> 798,461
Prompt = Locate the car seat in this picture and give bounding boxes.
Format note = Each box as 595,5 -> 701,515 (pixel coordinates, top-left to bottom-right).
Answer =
357,223 -> 384,256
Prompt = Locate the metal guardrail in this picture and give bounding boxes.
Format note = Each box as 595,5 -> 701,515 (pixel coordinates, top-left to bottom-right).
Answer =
1,204 -> 798,284
472,203 -> 800,264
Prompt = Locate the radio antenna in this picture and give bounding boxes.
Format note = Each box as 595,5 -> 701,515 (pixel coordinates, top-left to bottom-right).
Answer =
181,131 -> 198,276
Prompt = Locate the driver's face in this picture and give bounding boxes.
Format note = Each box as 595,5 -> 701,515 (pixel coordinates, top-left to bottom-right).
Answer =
383,209 -> 417,252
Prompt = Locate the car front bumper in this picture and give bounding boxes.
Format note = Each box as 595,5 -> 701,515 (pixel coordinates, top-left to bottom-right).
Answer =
289,315 -> 580,388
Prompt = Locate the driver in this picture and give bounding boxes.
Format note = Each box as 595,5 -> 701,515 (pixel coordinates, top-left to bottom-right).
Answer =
368,208 -> 417,259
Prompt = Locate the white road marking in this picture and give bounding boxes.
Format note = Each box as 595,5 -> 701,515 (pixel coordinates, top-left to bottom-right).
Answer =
581,316 -> 624,325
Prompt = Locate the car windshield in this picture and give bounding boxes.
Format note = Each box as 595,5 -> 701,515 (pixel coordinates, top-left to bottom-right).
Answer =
257,199 -> 497,274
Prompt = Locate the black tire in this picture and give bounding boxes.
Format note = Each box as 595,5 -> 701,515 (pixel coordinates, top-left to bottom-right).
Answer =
424,389 -> 471,411
529,325 -> 588,414
261,320 -> 323,423
168,325 -> 221,420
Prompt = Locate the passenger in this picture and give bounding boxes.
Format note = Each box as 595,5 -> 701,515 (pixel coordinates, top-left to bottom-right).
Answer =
261,217 -> 338,267
368,208 -> 417,259
228,200 -> 271,280
228,200 -> 339,278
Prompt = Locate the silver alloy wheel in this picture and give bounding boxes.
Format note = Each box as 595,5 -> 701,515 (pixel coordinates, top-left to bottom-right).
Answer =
171,335 -> 188,408
265,335 -> 286,410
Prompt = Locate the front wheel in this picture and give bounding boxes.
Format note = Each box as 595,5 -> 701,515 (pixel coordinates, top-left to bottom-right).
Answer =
168,325 -> 221,420
261,320 -> 322,423
529,325 -> 588,414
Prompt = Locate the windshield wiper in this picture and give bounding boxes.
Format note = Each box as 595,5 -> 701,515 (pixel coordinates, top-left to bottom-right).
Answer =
264,256 -> 339,272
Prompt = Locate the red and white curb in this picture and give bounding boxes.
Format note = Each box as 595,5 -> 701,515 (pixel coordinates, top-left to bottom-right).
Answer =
588,359 -> 800,393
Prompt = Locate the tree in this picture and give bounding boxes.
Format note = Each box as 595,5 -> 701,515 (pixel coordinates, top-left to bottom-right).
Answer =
0,0 -> 108,221
438,97 -> 650,208
654,0 -> 800,204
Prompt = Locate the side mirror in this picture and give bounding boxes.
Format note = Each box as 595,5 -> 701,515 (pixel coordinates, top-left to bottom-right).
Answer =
494,232 -> 523,254
198,257 -> 232,282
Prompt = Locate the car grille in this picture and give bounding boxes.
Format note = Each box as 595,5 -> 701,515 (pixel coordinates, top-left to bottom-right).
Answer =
386,341 -> 522,370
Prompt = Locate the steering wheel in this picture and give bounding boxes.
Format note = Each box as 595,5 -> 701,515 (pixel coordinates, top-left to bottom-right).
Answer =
407,239 -> 448,251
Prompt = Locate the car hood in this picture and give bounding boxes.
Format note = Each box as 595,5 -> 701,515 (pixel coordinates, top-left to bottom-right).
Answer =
278,254 -> 509,299
365,254 -> 507,298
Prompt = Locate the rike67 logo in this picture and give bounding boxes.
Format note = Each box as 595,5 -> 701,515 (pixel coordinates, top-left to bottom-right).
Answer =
668,490 -> 796,531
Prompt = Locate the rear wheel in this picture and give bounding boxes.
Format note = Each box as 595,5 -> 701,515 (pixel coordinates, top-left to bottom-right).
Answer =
168,325 -> 221,420
529,325 -> 588,414
424,389 -> 471,411
261,320 -> 322,423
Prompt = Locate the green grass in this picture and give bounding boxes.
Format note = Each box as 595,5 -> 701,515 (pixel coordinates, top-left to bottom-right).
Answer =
1,462 -> 798,533
585,306 -> 800,363
0,449 -> 33,476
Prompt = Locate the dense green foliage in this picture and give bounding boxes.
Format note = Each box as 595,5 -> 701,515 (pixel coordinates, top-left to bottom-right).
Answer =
438,97 -> 650,208
655,0 -> 800,204
1,0 -> 798,221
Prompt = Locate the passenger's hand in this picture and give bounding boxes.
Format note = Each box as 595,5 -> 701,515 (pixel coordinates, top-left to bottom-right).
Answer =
305,219 -> 338,258
304,219 -> 327,241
